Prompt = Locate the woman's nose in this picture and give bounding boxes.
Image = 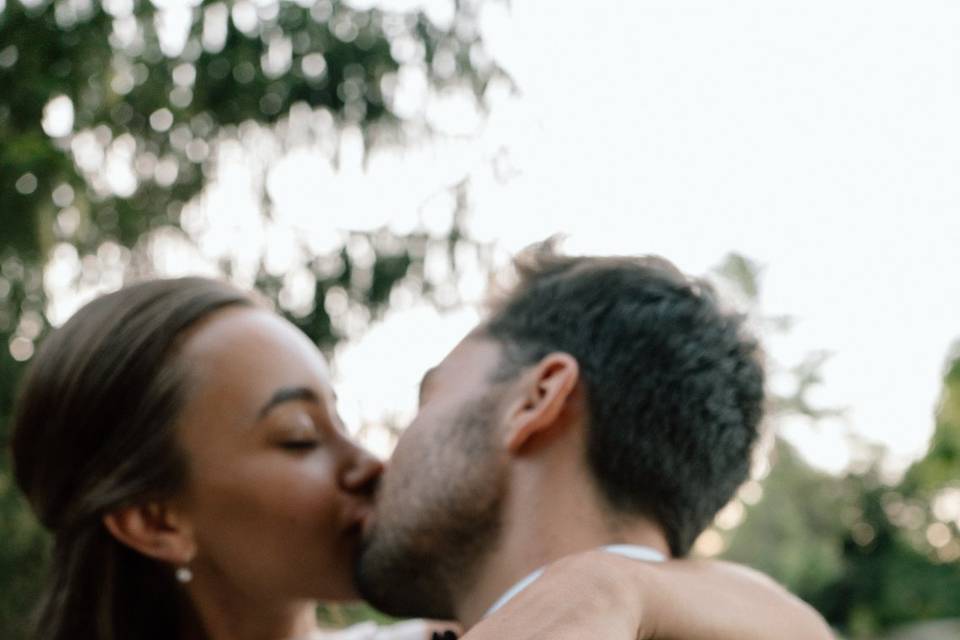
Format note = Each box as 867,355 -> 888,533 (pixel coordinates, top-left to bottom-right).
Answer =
341,448 -> 384,497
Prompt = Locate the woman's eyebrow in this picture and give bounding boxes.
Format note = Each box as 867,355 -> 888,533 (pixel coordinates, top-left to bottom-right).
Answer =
257,386 -> 321,420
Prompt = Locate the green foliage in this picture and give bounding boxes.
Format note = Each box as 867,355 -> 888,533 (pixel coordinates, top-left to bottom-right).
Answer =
0,0 -> 502,254
724,439 -> 847,598
902,343 -> 960,495
713,256 -> 960,637
1,0 -> 502,635
0,274 -> 47,638
0,479 -> 49,639
724,348 -> 960,638
317,602 -> 400,628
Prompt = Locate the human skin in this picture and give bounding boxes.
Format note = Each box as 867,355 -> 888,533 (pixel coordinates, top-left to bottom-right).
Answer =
361,330 -> 834,639
105,307 -> 383,639
104,306 -> 830,640
466,551 -> 835,640
103,306 -> 661,640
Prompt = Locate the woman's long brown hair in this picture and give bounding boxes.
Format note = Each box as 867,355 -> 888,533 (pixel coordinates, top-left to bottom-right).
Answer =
11,277 -> 253,640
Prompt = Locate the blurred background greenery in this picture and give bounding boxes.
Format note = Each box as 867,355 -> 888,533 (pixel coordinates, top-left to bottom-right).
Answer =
1,0 -> 958,638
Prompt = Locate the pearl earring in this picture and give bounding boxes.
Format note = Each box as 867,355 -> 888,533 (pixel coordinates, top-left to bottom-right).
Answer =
175,566 -> 193,584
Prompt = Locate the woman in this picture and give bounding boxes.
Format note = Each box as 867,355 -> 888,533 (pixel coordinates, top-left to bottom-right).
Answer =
10,277 -> 829,640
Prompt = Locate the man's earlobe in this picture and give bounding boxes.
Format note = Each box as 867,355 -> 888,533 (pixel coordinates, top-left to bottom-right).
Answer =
102,501 -> 196,566
504,352 -> 580,454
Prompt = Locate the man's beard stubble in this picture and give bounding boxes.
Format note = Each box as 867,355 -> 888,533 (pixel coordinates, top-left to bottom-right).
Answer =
355,393 -> 505,621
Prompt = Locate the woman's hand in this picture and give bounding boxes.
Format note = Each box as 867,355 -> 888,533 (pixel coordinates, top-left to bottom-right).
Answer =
460,550 -> 834,640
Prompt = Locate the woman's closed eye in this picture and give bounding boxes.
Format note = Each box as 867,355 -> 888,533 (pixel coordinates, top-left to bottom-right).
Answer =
266,405 -> 323,451
272,420 -> 322,451
279,438 -> 319,451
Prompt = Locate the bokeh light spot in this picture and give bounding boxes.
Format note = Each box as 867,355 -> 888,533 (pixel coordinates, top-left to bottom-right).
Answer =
150,108 -> 174,132
9,336 -> 34,362
15,173 -> 38,195
42,95 -> 75,138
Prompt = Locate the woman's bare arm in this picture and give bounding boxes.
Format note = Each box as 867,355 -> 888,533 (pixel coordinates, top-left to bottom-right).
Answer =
460,550 -> 833,640
636,558 -> 833,639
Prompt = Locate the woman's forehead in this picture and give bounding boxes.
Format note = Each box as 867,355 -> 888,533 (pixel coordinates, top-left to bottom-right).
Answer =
178,307 -> 334,407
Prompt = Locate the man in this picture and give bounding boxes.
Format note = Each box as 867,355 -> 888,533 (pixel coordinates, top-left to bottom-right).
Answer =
357,241 -> 827,636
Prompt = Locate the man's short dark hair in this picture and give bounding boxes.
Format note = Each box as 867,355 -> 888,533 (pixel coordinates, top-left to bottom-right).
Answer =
483,241 -> 765,556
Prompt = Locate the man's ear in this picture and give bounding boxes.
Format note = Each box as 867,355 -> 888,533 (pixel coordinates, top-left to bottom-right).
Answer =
102,501 -> 196,566
503,352 -> 580,454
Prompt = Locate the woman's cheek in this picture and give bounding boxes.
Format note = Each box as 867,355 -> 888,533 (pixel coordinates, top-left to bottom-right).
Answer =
265,457 -> 345,534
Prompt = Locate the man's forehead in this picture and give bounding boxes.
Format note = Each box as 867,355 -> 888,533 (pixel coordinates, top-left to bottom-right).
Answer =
428,331 -> 501,377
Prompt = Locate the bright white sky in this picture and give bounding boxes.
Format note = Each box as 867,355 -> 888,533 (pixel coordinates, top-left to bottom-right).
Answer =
37,0 -> 960,476
335,0 -> 960,475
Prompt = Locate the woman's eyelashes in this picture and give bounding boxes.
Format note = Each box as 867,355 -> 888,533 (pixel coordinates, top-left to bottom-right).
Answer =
279,438 -> 320,452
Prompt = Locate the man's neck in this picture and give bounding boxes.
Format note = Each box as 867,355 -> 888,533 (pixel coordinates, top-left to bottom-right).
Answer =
452,473 -> 669,628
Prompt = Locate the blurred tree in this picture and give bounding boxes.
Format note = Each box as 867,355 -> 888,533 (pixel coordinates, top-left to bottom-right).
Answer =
723,439 -> 848,601
726,445 -> 960,637
823,344 -> 960,636
0,0 -> 504,635
901,341 -> 960,497
722,332 -> 960,637
710,253 -> 851,601
711,255 -> 960,637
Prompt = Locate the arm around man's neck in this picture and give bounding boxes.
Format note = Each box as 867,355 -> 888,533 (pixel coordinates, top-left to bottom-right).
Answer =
458,550 -> 833,640
636,558 -> 833,639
